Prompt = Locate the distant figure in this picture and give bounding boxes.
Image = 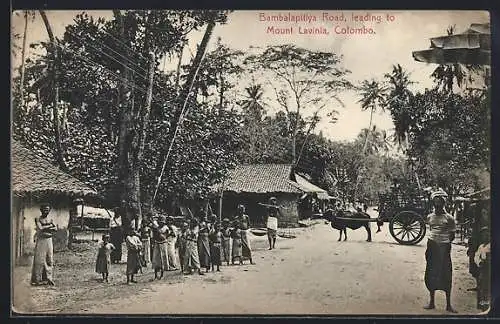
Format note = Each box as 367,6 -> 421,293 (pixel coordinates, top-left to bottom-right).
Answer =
363,203 -> 368,213
221,218 -> 232,266
231,225 -> 243,265
423,189 -> 457,313
177,221 -> 189,273
259,197 -> 281,250
236,204 -> 254,264
209,222 -> 223,272
125,229 -> 143,284
95,234 -> 115,283
151,216 -> 169,279
474,227 -> 491,311
31,203 -> 57,286
197,217 -> 211,273
183,220 -> 204,275
109,208 -> 123,264
166,216 -> 179,271
140,222 -> 151,266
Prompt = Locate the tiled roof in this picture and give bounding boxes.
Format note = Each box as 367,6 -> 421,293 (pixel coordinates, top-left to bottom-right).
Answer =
219,164 -> 301,194
11,140 -> 98,197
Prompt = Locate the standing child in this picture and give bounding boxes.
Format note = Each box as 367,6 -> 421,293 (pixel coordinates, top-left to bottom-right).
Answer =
209,222 -> 222,272
166,216 -> 179,271
231,225 -> 243,265
125,229 -> 143,284
95,234 -> 115,283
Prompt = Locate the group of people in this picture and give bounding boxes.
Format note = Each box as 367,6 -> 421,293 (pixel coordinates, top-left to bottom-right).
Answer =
30,197 -> 283,287
95,203 -> 260,284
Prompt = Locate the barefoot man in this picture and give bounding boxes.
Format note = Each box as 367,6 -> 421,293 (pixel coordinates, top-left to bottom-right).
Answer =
31,203 -> 57,286
236,204 -> 254,264
423,188 -> 457,313
259,197 -> 282,250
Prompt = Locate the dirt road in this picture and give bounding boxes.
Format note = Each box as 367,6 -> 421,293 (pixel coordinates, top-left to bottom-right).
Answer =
13,212 -> 480,316
70,222 -> 477,315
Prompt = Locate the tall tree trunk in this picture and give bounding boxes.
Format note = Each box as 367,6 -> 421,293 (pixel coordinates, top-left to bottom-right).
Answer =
178,20 -> 215,106
362,106 -> 375,155
18,11 -> 29,113
152,19 -> 216,207
354,105 -> 375,201
39,10 -> 68,172
291,99 -> 301,164
113,9 -> 136,231
114,11 -> 157,230
134,53 -> 156,227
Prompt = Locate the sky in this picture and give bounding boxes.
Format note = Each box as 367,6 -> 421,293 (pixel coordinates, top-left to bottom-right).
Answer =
11,10 -> 489,143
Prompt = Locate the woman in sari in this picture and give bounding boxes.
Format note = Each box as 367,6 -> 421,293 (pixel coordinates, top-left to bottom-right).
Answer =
231,225 -> 243,265
183,220 -> 204,275
31,203 -> 57,286
166,217 -> 179,271
236,205 -> 254,265
197,217 -> 211,273
177,222 -> 188,273
125,229 -> 143,284
151,217 -> 169,279
423,188 -> 457,313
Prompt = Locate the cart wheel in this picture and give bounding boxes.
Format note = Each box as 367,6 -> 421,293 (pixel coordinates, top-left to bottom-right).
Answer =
389,211 -> 426,245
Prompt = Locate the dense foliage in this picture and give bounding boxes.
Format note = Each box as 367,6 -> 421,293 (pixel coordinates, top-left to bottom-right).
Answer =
12,12 -> 489,215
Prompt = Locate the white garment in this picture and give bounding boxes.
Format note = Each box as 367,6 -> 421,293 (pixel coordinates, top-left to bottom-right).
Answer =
110,216 -> 122,228
267,217 -> 278,230
474,243 -> 490,266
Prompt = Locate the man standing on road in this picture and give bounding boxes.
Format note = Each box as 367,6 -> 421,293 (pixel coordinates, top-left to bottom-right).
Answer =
423,188 -> 458,313
259,197 -> 281,250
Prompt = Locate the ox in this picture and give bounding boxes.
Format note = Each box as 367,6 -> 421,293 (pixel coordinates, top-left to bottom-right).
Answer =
323,208 -> 372,242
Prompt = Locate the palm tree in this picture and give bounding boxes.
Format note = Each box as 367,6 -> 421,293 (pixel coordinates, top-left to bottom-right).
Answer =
357,126 -> 392,155
384,64 -> 414,149
240,84 -> 267,163
241,84 -> 265,118
357,79 -> 388,155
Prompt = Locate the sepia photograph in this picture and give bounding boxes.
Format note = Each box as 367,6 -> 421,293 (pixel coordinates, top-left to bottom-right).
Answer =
10,9 -> 491,316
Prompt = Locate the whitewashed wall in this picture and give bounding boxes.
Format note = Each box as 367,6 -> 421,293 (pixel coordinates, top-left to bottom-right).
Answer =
19,200 -> 70,255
